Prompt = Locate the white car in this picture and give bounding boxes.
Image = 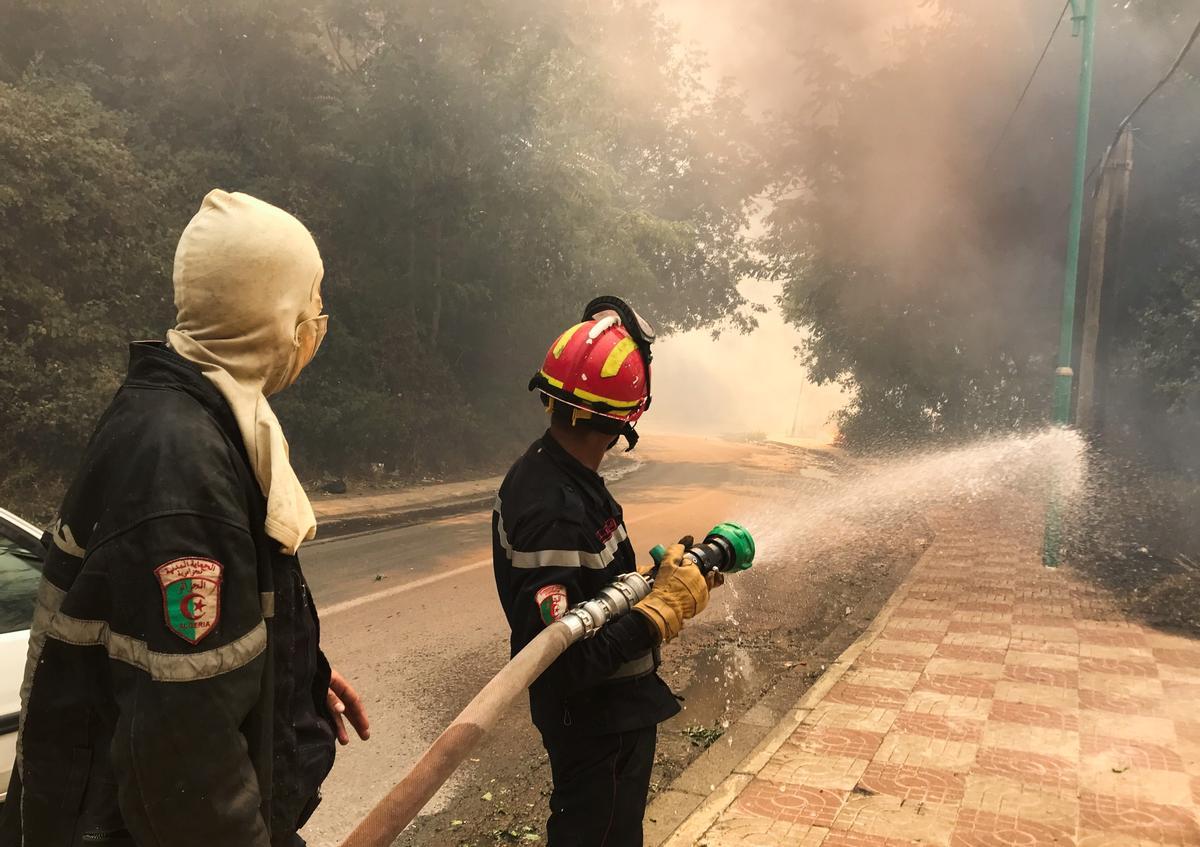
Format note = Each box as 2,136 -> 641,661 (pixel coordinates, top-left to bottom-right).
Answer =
0,507 -> 46,802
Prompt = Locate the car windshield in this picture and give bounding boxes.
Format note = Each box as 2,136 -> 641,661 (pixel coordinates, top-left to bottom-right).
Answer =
0,521 -> 43,635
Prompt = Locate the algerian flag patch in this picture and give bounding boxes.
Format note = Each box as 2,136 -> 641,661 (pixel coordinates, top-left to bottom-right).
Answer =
535,584 -> 568,626
155,557 -> 223,644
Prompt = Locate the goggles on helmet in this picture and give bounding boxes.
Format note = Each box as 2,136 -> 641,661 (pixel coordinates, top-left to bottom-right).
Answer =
580,295 -> 654,413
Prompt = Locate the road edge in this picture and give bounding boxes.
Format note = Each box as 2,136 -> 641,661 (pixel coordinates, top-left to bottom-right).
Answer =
644,533 -> 930,846
312,457 -> 645,541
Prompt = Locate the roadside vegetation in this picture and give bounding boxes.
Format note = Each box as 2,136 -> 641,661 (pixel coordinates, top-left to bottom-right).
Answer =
1,0 -> 1197,548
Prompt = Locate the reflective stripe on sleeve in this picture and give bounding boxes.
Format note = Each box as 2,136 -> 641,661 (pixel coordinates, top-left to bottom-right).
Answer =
17,578 -> 68,775
51,520 -> 85,559
44,614 -> 267,683
494,497 -> 628,570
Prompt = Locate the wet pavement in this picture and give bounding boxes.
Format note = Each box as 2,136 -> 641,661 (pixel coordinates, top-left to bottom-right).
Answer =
661,499 -> 1200,847
299,435 -> 821,846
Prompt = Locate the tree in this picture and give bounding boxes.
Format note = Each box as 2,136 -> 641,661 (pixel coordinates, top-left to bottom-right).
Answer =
763,0 -> 1200,450
0,78 -> 172,495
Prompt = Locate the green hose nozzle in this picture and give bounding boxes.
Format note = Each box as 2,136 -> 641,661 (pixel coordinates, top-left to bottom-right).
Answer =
649,522 -> 755,577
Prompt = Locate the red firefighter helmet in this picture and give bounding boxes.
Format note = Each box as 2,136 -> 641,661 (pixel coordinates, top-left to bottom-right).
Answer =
529,296 -> 655,449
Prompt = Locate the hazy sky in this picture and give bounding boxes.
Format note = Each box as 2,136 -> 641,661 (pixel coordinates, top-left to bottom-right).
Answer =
643,277 -> 847,440
641,0 -> 879,441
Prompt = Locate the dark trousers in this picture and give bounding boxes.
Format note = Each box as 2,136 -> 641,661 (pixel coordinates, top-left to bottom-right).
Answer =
544,726 -> 657,847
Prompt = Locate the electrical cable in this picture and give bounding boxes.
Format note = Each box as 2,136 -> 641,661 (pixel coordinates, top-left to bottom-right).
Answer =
1083,14 -> 1200,194
985,0 -> 1072,166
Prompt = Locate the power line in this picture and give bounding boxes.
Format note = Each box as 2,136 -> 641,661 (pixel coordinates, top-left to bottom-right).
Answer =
1083,14 -> 1200,194
985,0 -> 1072,166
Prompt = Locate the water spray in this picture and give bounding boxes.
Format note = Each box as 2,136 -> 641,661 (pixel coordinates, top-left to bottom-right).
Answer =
338,523 -> 755,847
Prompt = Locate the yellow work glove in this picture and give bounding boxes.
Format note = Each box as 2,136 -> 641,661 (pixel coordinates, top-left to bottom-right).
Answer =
634,542 -> 710,643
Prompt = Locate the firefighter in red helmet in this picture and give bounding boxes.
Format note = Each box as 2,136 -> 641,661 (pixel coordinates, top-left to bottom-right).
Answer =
492,296 -> 716,846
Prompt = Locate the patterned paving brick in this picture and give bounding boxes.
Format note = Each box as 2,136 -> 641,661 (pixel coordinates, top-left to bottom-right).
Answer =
1081,735 -> 1186,772
936,644 -> 1007,664
858,651 -> 928,672
1078,657 -> 1160,678
1007,637 -> 1078,657
1080,764 -> 1196,807
734,781 -> 847,828
1152,647 -> 1200,668
947,621 -> 1011,638
904,690 -> 992,719
989,699 -> 1078,732
879,626 -> 945,644
700,810 -> 829,846
809,703 -> 899,733
960,773 -> 1078,824
1078,791 -> 1200,844
841,668 -> 921,691
820,831 -> 928,847
786,726 -> 886,760
1161,680 -> 1200,701
832,791 -> 958,846
872,639 -> 939,658
949,808 -> 1075,846
1076,629 -> 1148,648
856,761 -> 966,805
1079,712 -> 1177,745
873,732 -> 978,770
1010,624 -> 1078,643
972,747 -> 1076,789
1078,673 -> 1165,699
891,711 -> 984,743
1004,649 -> 1078,670
826,683 -> 910,710
1078,642 -> 1153,661
684,502 -> 1200,847
992,680 -> 1079,711
1001,664 -> 1078,688
758,751 -> 870,791
916,674 -> 997,699
1174,719 -> 1200,745
1078,687 -> 1162,716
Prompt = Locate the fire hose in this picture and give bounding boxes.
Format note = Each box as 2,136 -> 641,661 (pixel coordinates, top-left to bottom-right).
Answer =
339,523 -> 755,847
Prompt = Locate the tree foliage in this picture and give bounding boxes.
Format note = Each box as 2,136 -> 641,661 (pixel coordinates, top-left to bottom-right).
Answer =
764,0 -> 1200,457
0,0 -> 764,502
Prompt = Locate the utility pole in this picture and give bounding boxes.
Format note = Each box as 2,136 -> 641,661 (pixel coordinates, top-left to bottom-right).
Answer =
1044,0 -> 1097,566
1076,126 -> 1134,433
789,383 -> 804,438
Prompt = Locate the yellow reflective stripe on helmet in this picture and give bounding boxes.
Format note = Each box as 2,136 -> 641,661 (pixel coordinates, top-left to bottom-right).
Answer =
540,370 -> 565,389
570,385 -> 641,409
600,336 -> 637,378
551,323 -> 586,359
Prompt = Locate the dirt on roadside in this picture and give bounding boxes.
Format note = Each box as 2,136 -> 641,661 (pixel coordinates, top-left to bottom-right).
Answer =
1066,451 -> 1200,636
392,512 -> 930,847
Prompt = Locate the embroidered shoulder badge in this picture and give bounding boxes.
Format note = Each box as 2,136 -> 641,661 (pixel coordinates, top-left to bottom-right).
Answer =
155,558 -> 223,644
535,584 -> 569,626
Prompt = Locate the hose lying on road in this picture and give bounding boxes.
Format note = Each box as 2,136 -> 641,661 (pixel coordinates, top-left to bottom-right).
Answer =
338,572 -> 653,847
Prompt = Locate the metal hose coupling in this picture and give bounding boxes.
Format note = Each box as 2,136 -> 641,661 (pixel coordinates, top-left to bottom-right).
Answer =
560,572 -> 653,641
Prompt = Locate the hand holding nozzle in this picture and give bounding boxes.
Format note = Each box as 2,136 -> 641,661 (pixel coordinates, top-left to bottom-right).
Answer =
634,543 -> 710,643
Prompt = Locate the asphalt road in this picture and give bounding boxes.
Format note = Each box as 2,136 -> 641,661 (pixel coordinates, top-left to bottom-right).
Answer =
299,435 -> 816,847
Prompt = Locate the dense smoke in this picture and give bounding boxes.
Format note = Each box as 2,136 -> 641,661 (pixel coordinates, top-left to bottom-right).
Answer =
652,0 -> 1199,457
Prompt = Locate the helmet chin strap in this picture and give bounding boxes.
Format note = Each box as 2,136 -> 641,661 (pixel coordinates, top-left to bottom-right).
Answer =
608,423 -> 639,453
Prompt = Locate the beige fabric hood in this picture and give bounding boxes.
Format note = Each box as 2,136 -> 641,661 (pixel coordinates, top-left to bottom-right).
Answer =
167,189 -> 326,554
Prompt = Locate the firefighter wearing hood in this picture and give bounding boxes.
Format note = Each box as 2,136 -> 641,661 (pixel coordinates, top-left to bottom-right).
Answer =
0,190 -> 369,847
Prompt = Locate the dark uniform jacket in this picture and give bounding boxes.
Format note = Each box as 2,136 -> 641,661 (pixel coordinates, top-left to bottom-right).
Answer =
492,433 -> 680,743
0,342 -> 336,847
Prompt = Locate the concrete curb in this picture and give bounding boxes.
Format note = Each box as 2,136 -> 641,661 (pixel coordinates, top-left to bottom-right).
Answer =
645,540 -> 929,846
313,495 -> 495,541
311,457 -> 644,541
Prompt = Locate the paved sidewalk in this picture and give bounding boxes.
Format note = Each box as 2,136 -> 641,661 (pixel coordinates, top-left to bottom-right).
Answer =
662,502 -> 1200,846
